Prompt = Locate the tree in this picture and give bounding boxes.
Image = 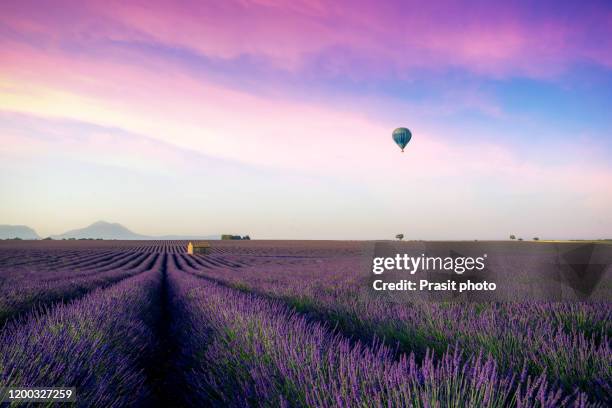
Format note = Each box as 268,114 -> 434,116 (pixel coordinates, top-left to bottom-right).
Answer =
509,235 -> 516,240
395,234 -> 404,241
518,238 -> 523,241
533,237 -> 539,241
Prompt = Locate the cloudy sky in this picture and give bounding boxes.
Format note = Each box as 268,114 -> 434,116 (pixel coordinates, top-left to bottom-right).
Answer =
1,0 -> 611,239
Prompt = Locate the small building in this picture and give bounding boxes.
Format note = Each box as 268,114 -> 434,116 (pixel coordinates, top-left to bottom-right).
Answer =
187,241 -> 211,255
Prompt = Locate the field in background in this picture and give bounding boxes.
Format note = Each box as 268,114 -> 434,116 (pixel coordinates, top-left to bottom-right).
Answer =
0,240 -> 610,407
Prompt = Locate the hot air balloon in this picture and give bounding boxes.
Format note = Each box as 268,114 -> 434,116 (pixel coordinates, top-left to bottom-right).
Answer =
392,127 -> 412,152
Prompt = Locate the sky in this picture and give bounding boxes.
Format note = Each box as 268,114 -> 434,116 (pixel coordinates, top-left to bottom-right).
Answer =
1,0 -> 611,239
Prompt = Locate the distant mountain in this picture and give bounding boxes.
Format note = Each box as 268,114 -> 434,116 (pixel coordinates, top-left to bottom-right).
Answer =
52,221 -> 149,240
0,225 -> 40,239
50,221 -> 220,240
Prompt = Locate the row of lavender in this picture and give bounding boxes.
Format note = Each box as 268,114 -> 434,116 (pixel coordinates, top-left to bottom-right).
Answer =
0,246 -> 161,326
0,240 -> 189,254
0,242 -> 609,406
0,255 -> 166,407
172,253 -> 611,403
0,239 -> 365,256
167,258 -> 593,407
0,239 -> 251,333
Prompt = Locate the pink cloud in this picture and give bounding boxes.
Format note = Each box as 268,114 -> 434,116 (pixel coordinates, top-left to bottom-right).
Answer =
1,29 -> 611,197
1,1 -> 611,209
2,1 -> 611,78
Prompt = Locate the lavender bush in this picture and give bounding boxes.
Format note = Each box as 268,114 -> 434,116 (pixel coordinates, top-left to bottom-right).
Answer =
167,259 -> 591,407
0,249 -> 160,326
0,260 -> 163,407
0,240 -> 608,406
173,253 -> 611,402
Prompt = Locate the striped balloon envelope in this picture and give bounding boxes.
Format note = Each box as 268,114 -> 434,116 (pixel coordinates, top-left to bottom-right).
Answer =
392,128 -> 412,152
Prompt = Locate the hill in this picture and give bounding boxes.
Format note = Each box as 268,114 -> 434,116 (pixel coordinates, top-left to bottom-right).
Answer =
50,221 -> 220,240
0,225 -> 40,240
52,221 -> 149,240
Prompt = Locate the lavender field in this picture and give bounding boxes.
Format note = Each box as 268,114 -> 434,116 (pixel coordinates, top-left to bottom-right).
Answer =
0,240 -> 610,407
